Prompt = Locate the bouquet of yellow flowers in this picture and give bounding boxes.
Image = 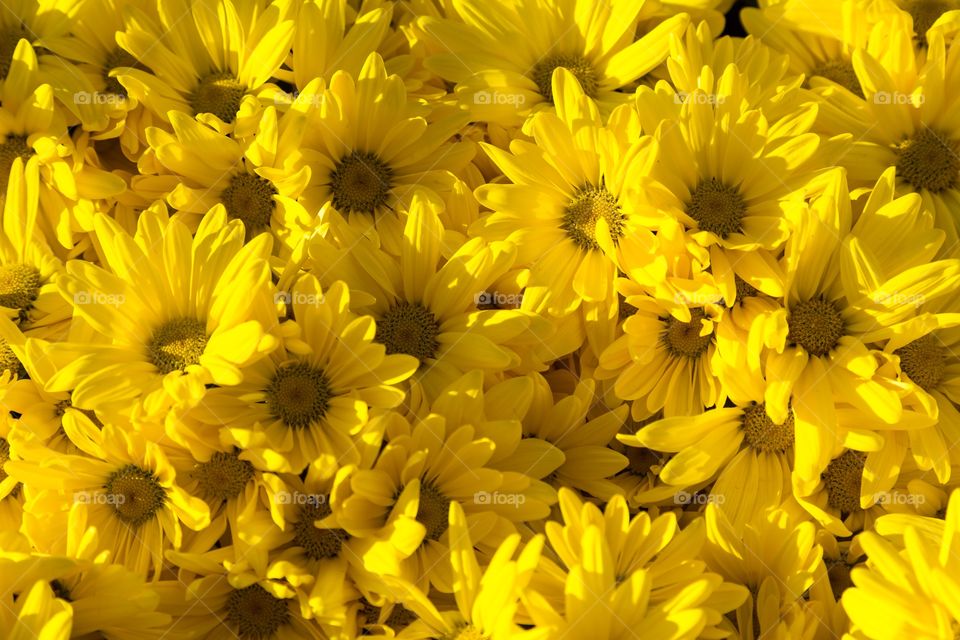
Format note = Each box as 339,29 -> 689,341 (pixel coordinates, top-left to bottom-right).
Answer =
1,0 -> 960,638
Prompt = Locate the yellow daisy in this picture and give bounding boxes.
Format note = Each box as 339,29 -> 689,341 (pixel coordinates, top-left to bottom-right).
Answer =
597,294 -> 723,420
34,206 -> 278,420
473,69 -> 662,325
701,503 -> 824,640
416,0 -> 689,127
309,191 -> 534,401
816,26 -> 960,244
336,410 -> 520,593
842,488 -> 960,639
0,158 -> 70,340
184,276 -> 417,474
379,501 -> 545,640
761,168 -> 960,491
620,397 -> 795,525
525,488 -> 748,639
0,39 -> 125,249
115,0 -> 296,134
294,52 -> 471,253
7,424 -> 210,578
138,107 -> 311,248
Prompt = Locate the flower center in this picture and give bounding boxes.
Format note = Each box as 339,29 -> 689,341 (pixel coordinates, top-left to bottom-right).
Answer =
0,437 -> 9,484
104,464 -> 166,527
625,446 -> 659,476
147,318 -> 208,374
685,177 -> 747,239
220,172 -> 278,238
908,0 -> 951,43
375,302 -> 441,363
49,579 -> 72,602
102,48 -> 140,97
895,334 -> 946,391
809,59 -> 863,97
823,450 -> 866,514
661,308 -> 713,358
734,276 -> 759,302
329,150 -> 393,214
293,502 -> 347,560
189,71 -> 245,123
531,53 -> 599,103
417,480 -> 450,542
0,135 -> 33,192
826,556 -> 855,600
384,604 -> 417,630
0,338 -> 22,376
0,263 -> 41,320
741,403 -> 795,454
193,451 -> 254,502
895,127 -> 960,193
787,297 -> 845,357
561,185 -> 625,251
266,362 -> 332,429
0,25 -> 27,79
226,584 -> 290,639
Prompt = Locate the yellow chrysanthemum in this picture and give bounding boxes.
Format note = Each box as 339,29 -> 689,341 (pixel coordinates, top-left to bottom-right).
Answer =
417,0 -> 689,126
30,206 -> 278,420
138,108 -> 311,249
115,0 -> 295,133
524,489 -> 747,639
842,488 -> 960,639
0,39 -> 125,250
762,169 -> 960,492
7,424 -> 210,578
380,500 -> 545,640
184,276 -> 417,474
310,191 -> 536,401
815,26 -> 960,244
474,69 -> 662,331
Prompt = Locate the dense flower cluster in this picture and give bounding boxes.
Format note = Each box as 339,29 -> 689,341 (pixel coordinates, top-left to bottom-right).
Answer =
1,0 -> 960,637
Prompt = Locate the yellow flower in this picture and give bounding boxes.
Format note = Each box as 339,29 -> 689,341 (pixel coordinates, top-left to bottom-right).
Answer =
0,40 -> 125,249
474,69 -> 662,330
416,0 -> 689,126
842,488 -> 960,639
185,276 -> 417,474
115,0 -> 295,134
7,424 -> 210,578
380,500 -> 545,640
0,158 -> 70,340
295,52 -> 471,254
597,295 -> 722,420
36,206 -> 278,419
310,191 -> 535,401
139,107 -> 311,250
525,489 -> 747,640
762,169 -> 960,491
